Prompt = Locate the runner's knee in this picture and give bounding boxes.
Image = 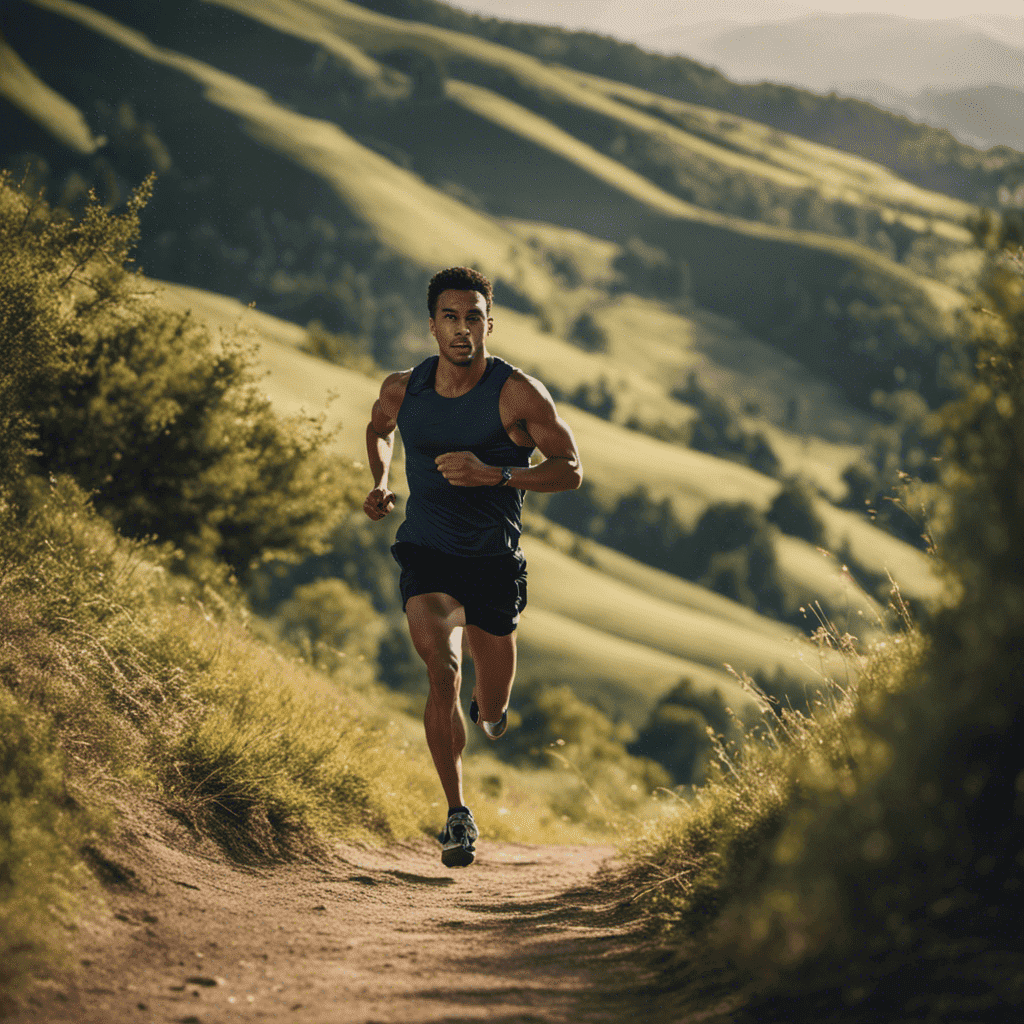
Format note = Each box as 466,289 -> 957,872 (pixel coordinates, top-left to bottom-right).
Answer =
424,650 -> 460,698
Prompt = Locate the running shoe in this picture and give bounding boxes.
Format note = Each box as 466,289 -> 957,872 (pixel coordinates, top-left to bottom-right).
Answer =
440,808 -> 478,868
469,696 -> 508,740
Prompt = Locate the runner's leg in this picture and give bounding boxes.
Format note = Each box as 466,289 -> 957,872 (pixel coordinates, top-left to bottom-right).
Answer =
405,592 -> 468,808
465,625 -> 516,726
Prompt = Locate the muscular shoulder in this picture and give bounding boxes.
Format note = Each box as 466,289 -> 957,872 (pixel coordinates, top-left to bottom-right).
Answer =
501,368 -> 557,418
370,369 -> 412,434
378,369 -> 412,416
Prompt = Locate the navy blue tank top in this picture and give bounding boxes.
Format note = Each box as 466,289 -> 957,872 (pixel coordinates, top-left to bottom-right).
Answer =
395,356 -> 535,556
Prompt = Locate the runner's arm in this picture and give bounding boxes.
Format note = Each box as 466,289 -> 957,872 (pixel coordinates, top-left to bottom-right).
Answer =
435,374 -> 582,492
363,372 -> 407,520
504,375 -> 582,492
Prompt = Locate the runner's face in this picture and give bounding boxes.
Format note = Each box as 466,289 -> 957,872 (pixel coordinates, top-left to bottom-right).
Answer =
429,289 -> 492,367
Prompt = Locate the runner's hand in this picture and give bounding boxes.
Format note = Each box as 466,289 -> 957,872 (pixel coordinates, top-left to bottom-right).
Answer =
435,451 -> 498,487
364,486 -> 396,521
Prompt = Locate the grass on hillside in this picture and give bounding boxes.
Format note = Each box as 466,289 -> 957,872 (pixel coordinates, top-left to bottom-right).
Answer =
30,0 -> 555,306
0,474 -> 642,1004
621,249 -> 1024,1020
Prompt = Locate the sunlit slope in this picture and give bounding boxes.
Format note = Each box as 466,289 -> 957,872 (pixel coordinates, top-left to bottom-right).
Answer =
440,78 -> 966,329
219,0 -> 975,240
521,534 -> 830,689
0,30 -> 97,153
220,0 -> 970,303
515,607 -> 759,728
159,280 -> 938,611
27,0 -> 555,307
566,70 -> 977,232
207,0 -> 968,316
525,513 -> 814,640
485,306 -> 693,432
156,281 -> 379,464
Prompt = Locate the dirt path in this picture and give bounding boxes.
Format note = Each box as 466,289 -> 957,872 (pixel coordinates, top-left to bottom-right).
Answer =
12,815 -> 659,1024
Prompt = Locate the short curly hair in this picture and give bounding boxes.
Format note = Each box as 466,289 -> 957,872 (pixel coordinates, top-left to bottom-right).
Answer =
427,266 -> 493,318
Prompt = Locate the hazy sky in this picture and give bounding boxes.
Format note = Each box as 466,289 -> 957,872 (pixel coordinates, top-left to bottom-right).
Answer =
443,0 -> 1024,31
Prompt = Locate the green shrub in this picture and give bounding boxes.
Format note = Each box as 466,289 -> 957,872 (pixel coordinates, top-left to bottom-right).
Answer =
0,170 -> 150,482
275,578 -> 384,673
0,172 -> 359,584
568,311 -> 609,352
766,476 -> 826,545
624,250 -> 1024,1018
630,679 -> 740,786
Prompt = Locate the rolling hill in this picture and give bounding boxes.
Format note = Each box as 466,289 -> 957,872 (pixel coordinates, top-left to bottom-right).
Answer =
0,0 -> 956,744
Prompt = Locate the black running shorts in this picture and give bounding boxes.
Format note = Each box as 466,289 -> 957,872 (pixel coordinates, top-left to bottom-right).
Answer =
391,542 -> 528,637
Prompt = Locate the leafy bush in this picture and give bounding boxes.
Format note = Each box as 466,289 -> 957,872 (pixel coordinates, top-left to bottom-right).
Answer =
629,680 -> 738,786
0,170 -> 150,482
274,578 -> 383,673
0,173 -> 359,584
568,311 -> 609,352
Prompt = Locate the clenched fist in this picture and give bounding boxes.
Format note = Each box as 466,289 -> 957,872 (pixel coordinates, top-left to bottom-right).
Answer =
435,451 -> 501,487
363,486 -> 396,521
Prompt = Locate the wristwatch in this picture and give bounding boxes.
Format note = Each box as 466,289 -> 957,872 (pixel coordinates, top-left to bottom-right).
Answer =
498,466 -> 513,486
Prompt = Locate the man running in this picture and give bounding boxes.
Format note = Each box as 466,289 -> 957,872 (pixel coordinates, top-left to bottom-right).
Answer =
363,267 -> 583,867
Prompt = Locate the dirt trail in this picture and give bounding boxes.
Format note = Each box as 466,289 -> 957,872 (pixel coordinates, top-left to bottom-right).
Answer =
12,815 -> 660,1024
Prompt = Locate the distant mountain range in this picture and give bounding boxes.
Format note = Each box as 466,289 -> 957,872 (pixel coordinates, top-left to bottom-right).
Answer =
884,84 -> 1024,154
636,13 -> 1024,152
444,5 -> 1024,153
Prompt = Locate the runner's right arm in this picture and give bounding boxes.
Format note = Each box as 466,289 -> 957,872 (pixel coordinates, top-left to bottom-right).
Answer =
363,371 -> 409,521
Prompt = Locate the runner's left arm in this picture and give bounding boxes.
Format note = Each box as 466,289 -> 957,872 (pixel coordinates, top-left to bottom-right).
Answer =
435,374 -> 582,491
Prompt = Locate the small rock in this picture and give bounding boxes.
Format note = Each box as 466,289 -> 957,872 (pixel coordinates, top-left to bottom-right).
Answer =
185,976 -> 219,987
312,904 -> 327,912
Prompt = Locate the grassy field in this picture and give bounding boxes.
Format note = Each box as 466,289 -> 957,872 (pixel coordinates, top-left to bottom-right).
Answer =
29,0 -> 557,306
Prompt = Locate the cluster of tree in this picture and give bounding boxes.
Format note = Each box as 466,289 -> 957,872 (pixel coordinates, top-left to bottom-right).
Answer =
628,680 -> 735,786
542,483 -> 817,623
249,511 -> 424,693
670,372 -> 780,477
